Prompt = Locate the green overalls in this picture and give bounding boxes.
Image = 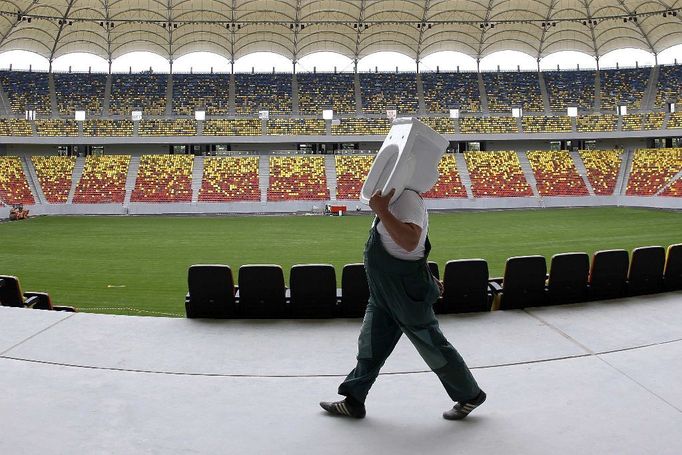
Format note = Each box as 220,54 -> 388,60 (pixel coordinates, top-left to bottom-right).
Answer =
338,216 -> 481,404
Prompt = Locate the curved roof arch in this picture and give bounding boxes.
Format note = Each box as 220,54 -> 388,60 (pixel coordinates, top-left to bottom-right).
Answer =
1,0 -> 682,63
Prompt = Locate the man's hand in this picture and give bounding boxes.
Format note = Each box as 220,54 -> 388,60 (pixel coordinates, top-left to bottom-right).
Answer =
435,278 -> 444,297
369,188 -> 395,216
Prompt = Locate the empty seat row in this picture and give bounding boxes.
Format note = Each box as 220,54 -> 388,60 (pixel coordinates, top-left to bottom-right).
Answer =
0,275 -> 76,312
492,245 -> 682,310
186,262 -> 436,319
185,244 -> 682,319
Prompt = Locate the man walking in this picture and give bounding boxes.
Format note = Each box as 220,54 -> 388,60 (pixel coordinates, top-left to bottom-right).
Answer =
320,187 -> 485,420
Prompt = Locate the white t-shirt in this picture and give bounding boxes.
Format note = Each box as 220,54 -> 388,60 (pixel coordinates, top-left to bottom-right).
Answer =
375,190 -> 428,260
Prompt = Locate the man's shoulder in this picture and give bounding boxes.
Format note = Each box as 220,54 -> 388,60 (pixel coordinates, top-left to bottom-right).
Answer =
395,189 -> 424,209
391,190 -> 426,221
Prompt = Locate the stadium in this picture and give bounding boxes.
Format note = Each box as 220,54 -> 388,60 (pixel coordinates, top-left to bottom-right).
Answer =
0,1 -> 681,453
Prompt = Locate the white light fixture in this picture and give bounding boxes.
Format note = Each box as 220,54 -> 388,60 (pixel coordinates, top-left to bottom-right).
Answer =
195,110 -> 206,121
131,110 -> 142,121
75,110 -> 85,121
512,107 -> 523,118
669,102 -> 676,113
386,109 -> 397,120
322,109 -> 333,120
25,110 -> 36,120
258,110 -> 269,120
331,119 -> 341,126
618,105 -> 628,116
449,109 -> 460,119
567,106 -> 578,117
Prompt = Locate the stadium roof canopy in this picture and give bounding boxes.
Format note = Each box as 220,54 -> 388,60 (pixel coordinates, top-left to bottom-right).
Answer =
1,0 -> 681,64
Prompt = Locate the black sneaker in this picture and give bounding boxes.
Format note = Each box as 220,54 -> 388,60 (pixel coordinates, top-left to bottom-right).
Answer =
443,390 -> 486,420
320,398 -> 366,419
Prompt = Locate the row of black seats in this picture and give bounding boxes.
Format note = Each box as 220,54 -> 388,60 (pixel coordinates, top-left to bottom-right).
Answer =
0,275 -> 77,312
493,245 -> 681,310
184,244 -> 682,319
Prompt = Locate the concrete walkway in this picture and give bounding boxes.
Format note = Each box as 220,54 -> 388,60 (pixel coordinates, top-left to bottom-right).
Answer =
1,292 -> 681,454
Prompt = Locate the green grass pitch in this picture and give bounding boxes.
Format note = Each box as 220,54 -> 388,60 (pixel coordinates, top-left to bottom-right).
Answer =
1,207 -> 680,317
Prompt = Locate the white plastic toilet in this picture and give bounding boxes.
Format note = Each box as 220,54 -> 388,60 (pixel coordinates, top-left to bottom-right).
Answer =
360,117 -> 449,205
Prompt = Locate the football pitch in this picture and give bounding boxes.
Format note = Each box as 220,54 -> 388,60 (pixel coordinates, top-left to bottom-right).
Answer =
1,207 -> 680,316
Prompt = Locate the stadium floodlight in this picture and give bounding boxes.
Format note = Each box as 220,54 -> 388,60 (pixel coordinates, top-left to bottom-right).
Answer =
195,110 -> 206,121
131,110 -> 142,121
322,109 -> 333,120
258,110 -> 269,120
512,107 -> 523,118
75,110 -> 85,121
449,109 -> 460,119
567,106 -> 578,117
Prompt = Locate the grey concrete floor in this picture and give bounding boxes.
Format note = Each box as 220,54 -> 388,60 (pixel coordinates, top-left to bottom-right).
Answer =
1,292 -> 681,455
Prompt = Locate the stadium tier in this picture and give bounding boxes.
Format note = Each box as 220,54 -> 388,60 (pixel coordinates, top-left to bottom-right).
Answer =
267,119 -> 326,135
54,73 -> 106,115
644,112 -> 665,130
660,176 -> 682,196
31,156 -> 75,203
109,73 -> 168,116
2,149 -> 682,206
138,119 -> 196,136
578,150 -> 622,195
297,73 -> 356,115
331,118 -> 391,135
576,114 -> 617,132
600,67 -> 649,110
0,71 -> 51,115
199,157 -> 260,202
0,67 -> 681,137
464,151 -> 533,197
655,65 -> 682,107
360,73 -> 419,114
335,155 -> 373,199
171,73 -> 231,115
203,119 -> 262,136
522,116 -> 572,133
667,112 -> 682,129
235,74 -> 291,115
420,72 -> 481,113
83,120 -> 134,137
267,156 -> 329,201
460,116 -> 518,134
626,148 -> 682,196
73,155 -> 130,204
131,155 -> 193,202
0,156 -> 34,205
483,72 -> 544,112
0,119 -> 32,136
621,114 -> 643,131
36,119 -> 79,137
526,151 -> 588,196
543,70 -> 595,112
420,117 -> 454,134
422,154 -> 467,198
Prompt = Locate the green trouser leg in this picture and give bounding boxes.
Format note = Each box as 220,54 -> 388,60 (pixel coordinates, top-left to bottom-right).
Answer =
338,295 -> 480,404
338,216 -> 481,405
338,300 -> 403,404
397,309 -> 481,404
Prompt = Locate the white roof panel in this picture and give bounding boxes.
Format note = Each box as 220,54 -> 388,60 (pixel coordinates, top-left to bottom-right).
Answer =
0,0 -> 680,62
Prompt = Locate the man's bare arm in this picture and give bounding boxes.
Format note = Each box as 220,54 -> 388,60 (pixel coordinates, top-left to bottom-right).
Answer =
369,189 -> 422,252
